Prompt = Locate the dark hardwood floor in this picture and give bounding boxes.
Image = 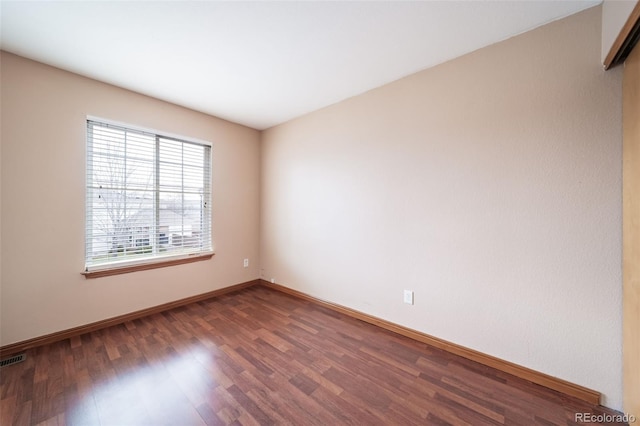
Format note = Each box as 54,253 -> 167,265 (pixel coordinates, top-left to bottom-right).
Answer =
0,285 -> 626,425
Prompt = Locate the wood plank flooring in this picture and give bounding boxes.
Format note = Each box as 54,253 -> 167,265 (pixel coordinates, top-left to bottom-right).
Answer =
0,285 -> 627,425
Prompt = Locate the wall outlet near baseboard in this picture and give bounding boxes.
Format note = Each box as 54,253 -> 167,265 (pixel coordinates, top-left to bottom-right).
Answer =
271,278 -> 275,284
243,258 -> 249,268
403,290 -> 414,305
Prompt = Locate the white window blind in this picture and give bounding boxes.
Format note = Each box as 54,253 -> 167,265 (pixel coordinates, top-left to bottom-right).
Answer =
85,119 -> 212,271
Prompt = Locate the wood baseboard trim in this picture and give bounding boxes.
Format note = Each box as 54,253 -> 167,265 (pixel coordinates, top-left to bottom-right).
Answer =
1,278 -> 602,406
260,280 -> 601,406
0,279 -> 259,358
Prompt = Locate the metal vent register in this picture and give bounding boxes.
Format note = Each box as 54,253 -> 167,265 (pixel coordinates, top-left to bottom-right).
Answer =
0,353 -> 26,367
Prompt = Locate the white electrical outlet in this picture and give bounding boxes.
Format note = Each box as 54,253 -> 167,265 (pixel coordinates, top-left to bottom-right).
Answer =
243,258 -> 249,268
403,290 -> 414,305
271,278 -> 275,284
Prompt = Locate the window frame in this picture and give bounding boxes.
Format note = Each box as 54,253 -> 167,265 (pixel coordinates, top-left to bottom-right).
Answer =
83,116 -> 214,278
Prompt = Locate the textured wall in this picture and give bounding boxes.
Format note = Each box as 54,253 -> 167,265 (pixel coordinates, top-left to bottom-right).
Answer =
261,7 -> 624,408
0,52 -> 261,346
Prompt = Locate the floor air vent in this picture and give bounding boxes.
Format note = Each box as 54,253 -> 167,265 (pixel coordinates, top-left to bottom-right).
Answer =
0,353 -> 26,367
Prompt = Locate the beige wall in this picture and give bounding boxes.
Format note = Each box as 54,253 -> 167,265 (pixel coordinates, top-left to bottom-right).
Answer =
0,52 -> 261,346
261,7 -> 624,409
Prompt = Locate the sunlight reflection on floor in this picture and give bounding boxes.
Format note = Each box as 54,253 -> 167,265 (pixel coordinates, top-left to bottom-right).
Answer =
69,345 -> 216,425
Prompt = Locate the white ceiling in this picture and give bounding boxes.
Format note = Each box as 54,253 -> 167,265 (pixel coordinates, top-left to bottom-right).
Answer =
1,0 -> 600,130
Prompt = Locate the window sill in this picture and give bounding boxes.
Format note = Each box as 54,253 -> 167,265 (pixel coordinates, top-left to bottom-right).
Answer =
82,253 -> 214,279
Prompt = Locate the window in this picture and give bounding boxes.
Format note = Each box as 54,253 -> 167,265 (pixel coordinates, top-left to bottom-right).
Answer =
85,119 -> 212,275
